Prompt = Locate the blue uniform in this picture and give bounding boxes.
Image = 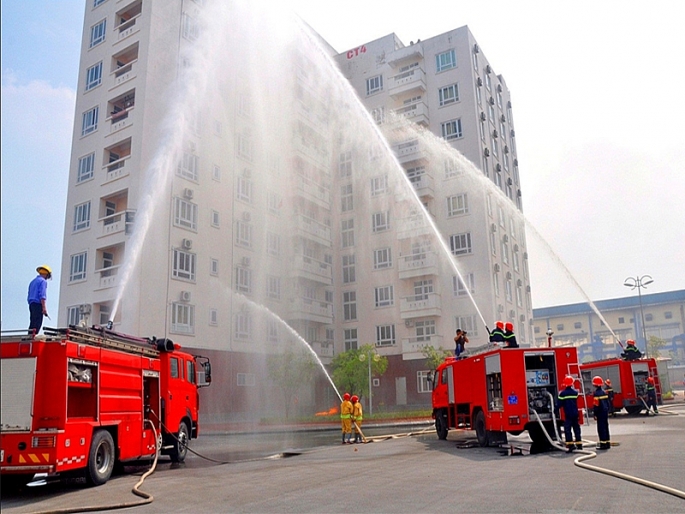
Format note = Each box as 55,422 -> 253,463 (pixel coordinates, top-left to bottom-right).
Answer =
593,386 -> 611,449
27,274 -> 48,333
646,383 -> 658,413
503,330 -> 518,348
622,345 -> 642,360
489,328 -> 505,344
557,386 -> 581,450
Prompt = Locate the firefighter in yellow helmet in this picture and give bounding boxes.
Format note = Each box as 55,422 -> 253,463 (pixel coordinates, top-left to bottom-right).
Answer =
28,265 -> 52,334
351,395 -> 363,443
340,393 -> 353,444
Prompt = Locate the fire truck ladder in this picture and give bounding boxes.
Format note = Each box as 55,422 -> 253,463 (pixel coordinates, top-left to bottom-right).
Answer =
43,326 -> 160,358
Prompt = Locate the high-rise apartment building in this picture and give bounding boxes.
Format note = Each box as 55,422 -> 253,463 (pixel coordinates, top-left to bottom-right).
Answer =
59,1 -> 531,414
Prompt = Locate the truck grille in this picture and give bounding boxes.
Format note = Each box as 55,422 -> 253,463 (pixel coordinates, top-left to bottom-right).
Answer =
32,436 -> 56,448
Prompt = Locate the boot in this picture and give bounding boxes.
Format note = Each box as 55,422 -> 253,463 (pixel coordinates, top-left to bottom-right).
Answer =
574,443 -> 583,450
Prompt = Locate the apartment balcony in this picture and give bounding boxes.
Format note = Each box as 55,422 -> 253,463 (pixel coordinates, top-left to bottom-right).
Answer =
293,135 -> 330,168
107,106 -> 135,135
311,340 -> 334,364
387,45 -> 424,67
393,101 -> 429,126
98,210 -> 135,239
398,251 -> 439,279
112,59 -> 137,88
94,265 -> 120,290
295,175 -> 330,209
401,335 -> 442,361
290,298 -> 333,324
400,293 -> 441,319
388,68 -> 426,98
103,156 -> 131,184
409,172 -> 435,199
294,214 -> 332,247
396,214 -> 433,240
393,138 -> 427,165
290,254 -> 333,285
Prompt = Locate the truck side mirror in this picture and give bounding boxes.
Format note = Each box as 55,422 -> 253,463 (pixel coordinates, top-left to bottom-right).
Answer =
204,361 -> 212,384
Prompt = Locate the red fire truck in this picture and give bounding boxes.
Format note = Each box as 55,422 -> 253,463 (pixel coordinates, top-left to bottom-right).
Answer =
431,347 -> 582,446
0,326 -> 211,488
579,357 -> 661,414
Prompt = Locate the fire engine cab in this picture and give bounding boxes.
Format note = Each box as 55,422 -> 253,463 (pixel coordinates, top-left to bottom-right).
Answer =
0,326 -> 211,488
431,346 -> 582,446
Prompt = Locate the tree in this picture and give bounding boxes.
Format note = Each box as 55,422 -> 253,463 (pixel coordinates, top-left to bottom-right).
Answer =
421,344 -> 453,372
331,344 -> 387,402
647,335 -> 667,359
267,348 -> 317,419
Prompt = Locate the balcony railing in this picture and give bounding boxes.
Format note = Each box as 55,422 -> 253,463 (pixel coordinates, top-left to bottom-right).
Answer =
296,175 -> 330,208
294,214 -> 332,247
116,14 -> 141,42
394,101 -> 429,125
94,264 -> 120,290
400,293 -> 441,319
112,59 -> 137,87
103,156 -> 131,184
291,254 -> 332,284
311,340 -> 335,359
108,106 -> 135,134
409,172 -> 434,198
290,298 -> 333,323
396,214 -> 433,239
398,251 -> 439,279
99,209 -> 135,238
401,335 -> 443,360
393,138 -> 426,164
388,67 -> 426,97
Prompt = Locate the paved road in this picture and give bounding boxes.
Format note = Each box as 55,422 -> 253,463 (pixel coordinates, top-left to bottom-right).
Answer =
3,406 -> 684,513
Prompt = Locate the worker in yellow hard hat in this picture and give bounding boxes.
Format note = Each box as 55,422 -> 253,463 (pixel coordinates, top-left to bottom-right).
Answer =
28,265 -> 52,334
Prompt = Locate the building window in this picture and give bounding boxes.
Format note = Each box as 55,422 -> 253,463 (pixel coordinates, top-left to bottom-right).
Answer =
237,373 -> 256,386
370,175 -> 388,196
439,84 -> 459,106
236,133 -> 253,161
556,324 -> 564,331
81,106 -> 99,136
436,49 -> 456,72
93,0 -> 107,6
267,320 -> 279,343
493,272 -> 500,297
341,219 -> 355,248
182,13 -> 199,41
376,324 -> 396,347
456,315 -> 478,337
85,62 -> 103,91
267,191 -> 282,214
513,249 -> 520,272
212,165 -> 221,181
485,73 -> 492,91
417,371 -> 432,393
211,210 -> 220,228
343,291 -> 357,321
89,19 -> 106,48
447,193 -> 468,217
234,311 -> 252,340
645,313 -> 653,322
373,248 -> 392,269
174,197 -> 198,231
501,240 -> 509,265
574,322 -> 582,329
210,258 -> 219,276
488,103 -> 495,123
415,320 -> 436,341
441,119 -> 463,140
266,232 -> 280,256
342,254 -> 356,283
172,249 -> 196,282
516,284 -> 523,307
341,184 -> 354,212
374,285 -> 394,308
339,151 -> 352,178
178,150 -> 199,181
237,175 -> 253,203
505,279 -> 512,302
67,305 -> 81,326
444,158 -> 458,179
453,273 -> 475,297
70,252 -> 88,282
665,311 -> 673,320
372,211 -> 390,232
209,309 -> 218,326
366,75 -> 383,95
77,153 -> 95,183
414,280 -> 433,301
267,276 -> 281,300
235,220 -> 252,247
344,328 -> 358,351
73,201 -> 91,232
235,266 -> 252,294
618,317 -> 625,324
450,232 -> 472,255
371,106 -> 385,124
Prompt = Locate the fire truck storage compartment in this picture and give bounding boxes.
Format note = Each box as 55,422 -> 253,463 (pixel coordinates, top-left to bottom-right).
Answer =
485,354 -> 503,411
581,364 -> 622,395
1,357 -> 36,431
67,359 -> 98,419
525,353 -> 557,420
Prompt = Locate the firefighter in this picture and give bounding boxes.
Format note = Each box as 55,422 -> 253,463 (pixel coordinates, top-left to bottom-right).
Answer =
644,376 -> 659,414
28,265 -> 52,334
592,376 -> 611,449
454,329 -> 468,358
351,395 -> 363,443
503,322 -> 519,348
621,340 -> 642,361
489,321 -> 505,346
605,379 -> 615,417
556,376 -> 582,452
340,393 -> 353,444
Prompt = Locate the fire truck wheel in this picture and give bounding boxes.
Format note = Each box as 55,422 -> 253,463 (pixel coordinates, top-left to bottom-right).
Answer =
625,406 -> 642,415
170,421 -> 189,463
435,411 -> 448,440
86,430 -> 115,486
475,410 -> 488,447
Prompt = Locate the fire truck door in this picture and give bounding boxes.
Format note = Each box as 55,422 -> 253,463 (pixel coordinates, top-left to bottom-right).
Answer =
631,362 -> 649,397
143,371 -> 160,454
447,366 -> 455,404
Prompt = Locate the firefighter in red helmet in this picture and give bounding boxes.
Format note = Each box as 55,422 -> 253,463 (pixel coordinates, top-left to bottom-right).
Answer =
340,393 -> 353,444
351,395 -> 363,443
503,322 -> 519,348
644,376 -> 659,415
556,376 -> 582,452
489,320 -> 505,346
592,376 -> 611,449
621,339 -> 642,361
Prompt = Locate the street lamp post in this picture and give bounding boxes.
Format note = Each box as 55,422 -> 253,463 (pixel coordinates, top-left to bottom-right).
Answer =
623,275 -> 654,358
359,350 -> 379,416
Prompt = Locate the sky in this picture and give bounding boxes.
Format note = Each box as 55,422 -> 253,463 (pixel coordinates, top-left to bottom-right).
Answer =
2,0 -> 685,330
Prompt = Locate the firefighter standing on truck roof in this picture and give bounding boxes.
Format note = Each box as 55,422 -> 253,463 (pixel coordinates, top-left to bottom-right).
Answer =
556,376 -> 582,453
454,329 -> 468,359
503,322 -> 519,348
645,376 -> 659,414
605,379 -> 615,417
351,395 -> 363,443
28,265 -> 52,334
592,376 -> 611,450
621,339 -> 642,360
340,393 -> 353,444
489,321 -> 505,346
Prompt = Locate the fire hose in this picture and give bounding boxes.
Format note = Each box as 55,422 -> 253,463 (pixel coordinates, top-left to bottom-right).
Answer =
532,393 -> 685,500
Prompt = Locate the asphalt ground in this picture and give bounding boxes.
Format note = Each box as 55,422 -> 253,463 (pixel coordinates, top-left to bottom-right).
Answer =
2,403 -> 684,513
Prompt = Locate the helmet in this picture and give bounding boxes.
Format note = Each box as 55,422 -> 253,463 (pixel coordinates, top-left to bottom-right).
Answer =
36,265 -> 53,279
592,376 -> 604,387
647,377 -> 654,384
495,321 -> 504,329
351,395 -> 359,402
605,379 -> 612,386
626,339 -> 635,346
343,393 -> 350,401
563,376 -> 574,387
505,322 -> 514,331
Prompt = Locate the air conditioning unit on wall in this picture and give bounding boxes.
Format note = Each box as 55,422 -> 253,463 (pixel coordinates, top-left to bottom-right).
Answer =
180,291 -> 191,302
182,238 -> 193,249
183,188 -> 194,199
